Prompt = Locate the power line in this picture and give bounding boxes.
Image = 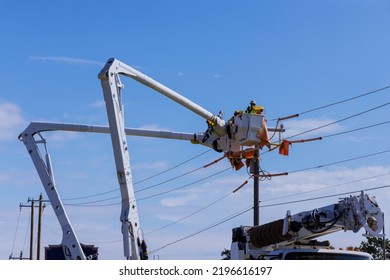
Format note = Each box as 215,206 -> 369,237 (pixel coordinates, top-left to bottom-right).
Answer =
149,206 -> 252,254
260,184 -> 390,208
288,149 -> 390,174
287,101 -> 390,139
62,150 -> 215,201
322,120 -> 390,139
149,184 -> 390,254
261,171 -> 390,203
64,148 -> 390,207
64,167 -> 232,206
148,170 -> 390,235
138,168 -> 231,200
298,85 -> 390,116
135,149 -> 212,185
145,192 -> 233,235
135,166 -> 205,194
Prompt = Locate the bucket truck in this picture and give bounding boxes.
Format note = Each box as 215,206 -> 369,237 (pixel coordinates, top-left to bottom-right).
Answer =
231,191 -> 385,260
19,58 -> 282,259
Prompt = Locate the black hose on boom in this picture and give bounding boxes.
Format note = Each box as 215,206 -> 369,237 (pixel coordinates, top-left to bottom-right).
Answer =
247,219 -> 292,248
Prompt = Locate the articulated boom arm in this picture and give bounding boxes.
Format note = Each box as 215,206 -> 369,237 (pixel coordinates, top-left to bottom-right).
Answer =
248,192 -> 384,249
18,121 -> 211,260
20,58 -> 284,260
97,58 -> 285,260
232,192 -> 384,259
19,125 -> 86,260
97,58 -> 282,154
98,58 -> 227,136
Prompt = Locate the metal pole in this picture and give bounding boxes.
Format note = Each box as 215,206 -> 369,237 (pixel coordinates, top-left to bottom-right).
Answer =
253,146 -> 259,226
37,193 -> 43,260
29,198 -> 34,260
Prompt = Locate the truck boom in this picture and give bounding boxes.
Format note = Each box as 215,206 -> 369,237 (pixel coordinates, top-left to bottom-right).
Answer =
20,58 -> 283,260
231,191 -> 384,260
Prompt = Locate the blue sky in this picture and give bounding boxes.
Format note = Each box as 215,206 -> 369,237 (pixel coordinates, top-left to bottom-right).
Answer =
1,0 -> 390,260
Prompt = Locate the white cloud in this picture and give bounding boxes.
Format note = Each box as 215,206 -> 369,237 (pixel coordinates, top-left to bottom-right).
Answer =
133,160 -> 171,171
87,100 -> 105,108
0,102 -> 27,141
29,56 -> 103,66
160,193 -> 197,207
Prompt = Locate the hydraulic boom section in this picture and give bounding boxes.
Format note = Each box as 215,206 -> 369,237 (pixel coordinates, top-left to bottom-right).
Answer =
97,58 -> 279,155
231,192 -> 384,260
19,125 -> 86,260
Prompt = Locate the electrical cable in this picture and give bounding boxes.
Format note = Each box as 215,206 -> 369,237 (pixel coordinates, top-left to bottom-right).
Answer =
64,148 -> 390,207
149,206 -> 252,254
145,192 -> 233,235
260,184 -> 390,208
135,166 -> 205,194
149,184 -> 390,254
288,149 -> 390,174
10,207 -> 22,258
268,84 -> 390,122
148,92 -> 390,251
62,149 -> 214,201
143,169 -> 390,235
322,120 -> 390,139
286,101 -> 390,139
64,167 -> 231,206
298,85 -> 390,116
135,149 -> 212,185
22,215 -> 30,257
137,167 -> 231,201
261,171 -> 390,204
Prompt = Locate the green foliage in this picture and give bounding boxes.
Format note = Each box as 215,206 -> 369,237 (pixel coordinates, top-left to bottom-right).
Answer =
221,248 -> 231,260
359,237 -> 390,260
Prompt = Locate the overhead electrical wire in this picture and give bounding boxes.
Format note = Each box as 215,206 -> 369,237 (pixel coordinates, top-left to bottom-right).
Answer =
144,170 -> 390,236
62,149 -> 214,201
288,149 -> 390,174
9,208 -> 22,258
146,85 -> 390,253
297,84 -> 390,116
149,205 -> 253,255
63,146 -> 390,207
138,167 -> 231,201
260,184 -> 390,209
64,167 -> 231,207
51,84 -> 390,251
261,171 -> 390,204
321,120 -> 390,139
144,169 -> 390,236
135,149 -> 212,185
62,93 -> 389,202
145,192 -> 233,235
149,183 -> 390,254
287,101 -> 390,139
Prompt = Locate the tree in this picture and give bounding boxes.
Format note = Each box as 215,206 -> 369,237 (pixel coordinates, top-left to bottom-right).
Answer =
359,237 -> 390,260
221,248 -> 231,260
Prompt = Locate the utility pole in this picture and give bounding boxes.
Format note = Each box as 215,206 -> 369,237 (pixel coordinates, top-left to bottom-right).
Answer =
252,145 -> 260,226
37,193 -> 44,260
29,199 -> 34,260
19,194 -> 47,260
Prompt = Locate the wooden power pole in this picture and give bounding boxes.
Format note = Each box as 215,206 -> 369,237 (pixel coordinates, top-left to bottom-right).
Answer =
20,194 -> 46,260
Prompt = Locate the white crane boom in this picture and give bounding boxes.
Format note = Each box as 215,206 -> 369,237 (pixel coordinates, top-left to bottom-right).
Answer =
97,58 -> 226,136
18,122 -> 209,260
20,58 -> 284,260
231,191 -> 385,260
